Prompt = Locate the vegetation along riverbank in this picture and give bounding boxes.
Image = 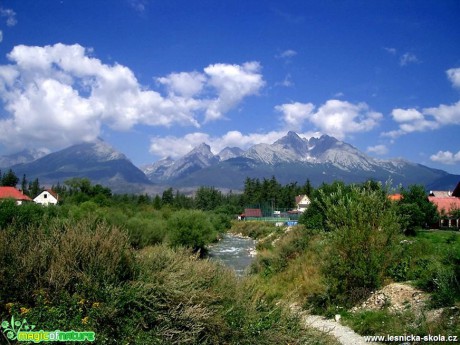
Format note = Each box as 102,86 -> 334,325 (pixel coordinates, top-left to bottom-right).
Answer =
0,175 -> 459,343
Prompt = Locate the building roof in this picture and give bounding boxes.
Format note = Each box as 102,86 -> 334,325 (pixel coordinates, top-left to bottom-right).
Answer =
36,189 -> 59,200
388,193 -> 403,201
428,196 -> 460,215
243,208 -> 262,217
295,195 -> 310,205
452,182 -> 460,197
0,187 -> 32,201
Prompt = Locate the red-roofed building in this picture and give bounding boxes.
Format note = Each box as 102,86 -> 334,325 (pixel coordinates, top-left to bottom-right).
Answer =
388,193 -> 403,202
428,196 -> 460,228
240,208 -> 263,219
0,186 -> 33,205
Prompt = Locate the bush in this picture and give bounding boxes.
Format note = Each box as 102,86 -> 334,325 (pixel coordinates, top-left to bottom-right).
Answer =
167,209 -> 217,252
125,216 -> 167,249
316,184 -> 402,307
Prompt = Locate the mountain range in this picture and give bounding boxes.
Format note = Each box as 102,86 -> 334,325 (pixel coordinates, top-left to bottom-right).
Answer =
142,131 -> 460,191
1,132 -> 459,193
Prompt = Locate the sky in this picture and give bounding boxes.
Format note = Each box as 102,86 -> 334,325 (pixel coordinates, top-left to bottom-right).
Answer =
0,0 -> 459,173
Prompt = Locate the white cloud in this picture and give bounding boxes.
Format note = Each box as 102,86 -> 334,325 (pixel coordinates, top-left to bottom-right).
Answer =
424,100 -> 460,125
278,50 -> 297,59
275,102 -> 314,131
400,52 -> 419,66
385,101 -> 460,138
391,108 -> 424,122
275,100 -> 382,140
430,150 -> 460,165
0,43 -> 264,151
447,67 -> 460,88
367,145 -> 388,155
384,68 -> 460,138
0,7 -> 17,27
157,71 -> 206,97
203,62 -> 265,121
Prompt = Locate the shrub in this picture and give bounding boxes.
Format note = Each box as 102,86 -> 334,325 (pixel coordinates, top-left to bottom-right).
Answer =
167,209 -> 217,252
316,184 -> 402,307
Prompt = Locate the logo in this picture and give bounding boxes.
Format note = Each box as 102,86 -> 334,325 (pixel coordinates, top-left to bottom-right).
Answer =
1,316 -> 95,343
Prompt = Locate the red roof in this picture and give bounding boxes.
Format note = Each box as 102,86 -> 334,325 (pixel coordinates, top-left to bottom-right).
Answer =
0,187 -> 32,201
388,193 -> 403,201
243,208 -> 262,217
428,196 -> 460,215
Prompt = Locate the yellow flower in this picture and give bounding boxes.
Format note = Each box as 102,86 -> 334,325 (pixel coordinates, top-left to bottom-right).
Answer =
81,316 -> 89,325
77,299 -> 86,305
20,307 -> 30,315
5,303 -> 14,309
92,302 -> 100,308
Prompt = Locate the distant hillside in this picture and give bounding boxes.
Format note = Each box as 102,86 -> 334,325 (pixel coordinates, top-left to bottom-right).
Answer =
9,140 -> 152,194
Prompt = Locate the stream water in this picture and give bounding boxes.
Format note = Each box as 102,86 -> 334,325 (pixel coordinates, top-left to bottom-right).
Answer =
207,233 -> 256,276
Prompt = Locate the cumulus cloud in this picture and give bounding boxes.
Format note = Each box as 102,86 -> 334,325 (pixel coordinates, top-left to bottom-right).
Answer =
384,102 -> 460,138
203,62 -> 265,121
384,68 -> 460,138
430,150 -> 460,165
157,71 -> 206,97
275,99 -> 382,140
367,145 -> 388,155
446,67 -> 460,88
0,43 -> 264,151
275,102 -> 314,131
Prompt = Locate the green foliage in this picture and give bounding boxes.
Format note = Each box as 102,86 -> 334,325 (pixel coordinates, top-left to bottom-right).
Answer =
397,185 -> 439,234
167,209 -> 218,252
0,200 -> 53,229
230,220 -> 278,239
0,217 -> 326,345
309,182 -> 402,307
1,169 -> 19,187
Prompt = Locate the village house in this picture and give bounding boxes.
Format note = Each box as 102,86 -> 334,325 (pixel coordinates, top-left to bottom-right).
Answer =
33,189 -> 59,206
428,182 -> 460,229
295,194 -> 311,213
0,186 -> 33,205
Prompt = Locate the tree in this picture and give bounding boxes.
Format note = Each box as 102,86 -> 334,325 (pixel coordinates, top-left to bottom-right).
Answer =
397,184 -> 439,234
162,187 -> 174,205
167,209 -> 216,253
1,169 -> 19,187
195,186 -> 223,211
21,174 -> 28,195
29,178 -> 41,197
317,183 -> 401,306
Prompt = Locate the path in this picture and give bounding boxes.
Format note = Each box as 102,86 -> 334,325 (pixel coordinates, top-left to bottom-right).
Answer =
290,304 -> 380,345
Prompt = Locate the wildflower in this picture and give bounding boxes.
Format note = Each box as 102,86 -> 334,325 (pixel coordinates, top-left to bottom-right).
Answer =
77,299 -> 86,305
5,303 -> 14,313
81,316 -> 89,325
20,307 -> 30,315
92,302 -> 100,309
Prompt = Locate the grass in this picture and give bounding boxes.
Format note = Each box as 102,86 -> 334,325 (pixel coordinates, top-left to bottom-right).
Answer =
0,217 -> 338,344
233,219 -> 460,339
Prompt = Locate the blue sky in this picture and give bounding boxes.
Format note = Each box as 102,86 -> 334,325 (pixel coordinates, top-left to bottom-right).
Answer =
0,0 -> 459,173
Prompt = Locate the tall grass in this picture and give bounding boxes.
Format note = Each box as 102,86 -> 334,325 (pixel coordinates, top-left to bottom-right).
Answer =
0,217 -> 334,344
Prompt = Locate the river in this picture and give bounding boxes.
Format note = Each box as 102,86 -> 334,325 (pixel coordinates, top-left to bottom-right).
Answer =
207,233 -> 256,276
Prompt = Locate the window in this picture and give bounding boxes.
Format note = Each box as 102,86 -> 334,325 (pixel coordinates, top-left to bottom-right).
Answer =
44,194 -> 47,199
